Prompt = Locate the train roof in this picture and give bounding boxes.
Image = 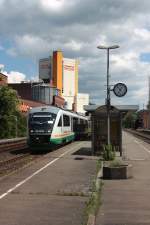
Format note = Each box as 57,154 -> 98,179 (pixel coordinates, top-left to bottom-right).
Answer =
29,106 -> 60,114
28,106 -> 88,120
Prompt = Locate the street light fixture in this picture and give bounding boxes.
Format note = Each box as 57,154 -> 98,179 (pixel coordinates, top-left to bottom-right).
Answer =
97,44 -> 119,145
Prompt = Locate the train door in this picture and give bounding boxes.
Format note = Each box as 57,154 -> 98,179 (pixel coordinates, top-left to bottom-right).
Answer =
62,114 -> 71,140
57,115 -> 63,135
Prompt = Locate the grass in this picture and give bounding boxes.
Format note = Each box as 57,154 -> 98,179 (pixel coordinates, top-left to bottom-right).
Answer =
82,158 -> 102,225
56,191 -> 89,197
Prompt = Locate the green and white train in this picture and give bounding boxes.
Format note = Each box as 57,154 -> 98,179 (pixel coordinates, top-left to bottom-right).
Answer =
27,105 -> 89,149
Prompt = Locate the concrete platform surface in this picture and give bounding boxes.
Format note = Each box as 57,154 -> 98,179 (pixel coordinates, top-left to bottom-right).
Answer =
96,131 -> 150,225
0,141 -> 98,225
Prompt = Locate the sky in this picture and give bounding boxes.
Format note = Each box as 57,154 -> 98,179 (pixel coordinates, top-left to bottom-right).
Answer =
0,0 -> 150,108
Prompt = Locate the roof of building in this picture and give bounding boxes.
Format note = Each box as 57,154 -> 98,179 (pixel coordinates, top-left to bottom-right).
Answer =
0,72 -> 7,78
84,104 -> 139,113
20,99 -> 48,108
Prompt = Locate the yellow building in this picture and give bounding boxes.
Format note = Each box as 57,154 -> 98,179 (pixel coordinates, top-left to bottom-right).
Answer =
39,50 -> 79,110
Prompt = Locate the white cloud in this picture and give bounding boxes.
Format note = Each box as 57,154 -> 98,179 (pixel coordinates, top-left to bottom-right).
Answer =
3,71 -> 27,83
14,35 -> 51,58
6,48 -> 17,57
0,64 -> 4,70
40,0 -> 65,11
64,40 -> 82,51
1,0 -> 150,107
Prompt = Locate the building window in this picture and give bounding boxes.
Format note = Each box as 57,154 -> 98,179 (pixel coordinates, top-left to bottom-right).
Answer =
63,115 -> 70,126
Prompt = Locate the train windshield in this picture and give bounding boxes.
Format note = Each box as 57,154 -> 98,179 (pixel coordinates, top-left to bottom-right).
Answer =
32,116 -> 54,123
29,112 -> 56,132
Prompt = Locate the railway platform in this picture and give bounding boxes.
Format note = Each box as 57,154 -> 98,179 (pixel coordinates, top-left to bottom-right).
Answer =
0,141 -> 98,225
96,131 -> 150,225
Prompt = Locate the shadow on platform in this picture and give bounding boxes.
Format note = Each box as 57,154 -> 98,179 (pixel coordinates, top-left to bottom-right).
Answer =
72,147 -> 92,156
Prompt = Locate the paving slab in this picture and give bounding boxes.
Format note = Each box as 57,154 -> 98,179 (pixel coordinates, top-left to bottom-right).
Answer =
96,131 -> 150,225
0,141 -> 98,225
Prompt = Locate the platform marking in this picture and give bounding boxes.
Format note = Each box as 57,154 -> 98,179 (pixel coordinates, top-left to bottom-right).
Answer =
0,143 -> 82,200
134,140 -> 150,154
129,158 -> 146,161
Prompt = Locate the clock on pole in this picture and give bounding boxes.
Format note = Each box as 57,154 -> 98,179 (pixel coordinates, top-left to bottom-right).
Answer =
113,83 -> 127,97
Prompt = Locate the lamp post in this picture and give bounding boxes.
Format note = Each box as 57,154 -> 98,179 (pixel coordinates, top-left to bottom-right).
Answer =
97,45 -> 119,145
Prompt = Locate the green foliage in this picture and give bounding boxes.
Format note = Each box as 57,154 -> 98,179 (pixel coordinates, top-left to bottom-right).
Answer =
82,160 -> 102,225
0,86 -> 19,116
102,144 -> 116,161
96,159 -> 101,174
0,86 -> 27,139
122,112 -> 138,128
109,159 -> 125,167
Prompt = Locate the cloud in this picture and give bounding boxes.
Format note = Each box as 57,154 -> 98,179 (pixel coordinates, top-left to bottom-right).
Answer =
1,0 -> 150,107
0,64 -> 4,70
3,70 -> 27,83
39,0 -> 66,12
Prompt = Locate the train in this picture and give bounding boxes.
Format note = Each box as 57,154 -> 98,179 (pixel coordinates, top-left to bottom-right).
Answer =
27,105 -> 89,149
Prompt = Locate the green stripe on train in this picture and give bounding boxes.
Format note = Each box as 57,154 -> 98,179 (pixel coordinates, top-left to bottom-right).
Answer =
50,134 -> 75,144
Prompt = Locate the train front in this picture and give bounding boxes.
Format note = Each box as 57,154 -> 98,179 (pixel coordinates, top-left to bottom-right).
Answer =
27,111 -> 56,149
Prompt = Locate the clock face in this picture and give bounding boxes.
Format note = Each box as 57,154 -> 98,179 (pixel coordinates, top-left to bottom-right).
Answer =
113,83 -> 127,97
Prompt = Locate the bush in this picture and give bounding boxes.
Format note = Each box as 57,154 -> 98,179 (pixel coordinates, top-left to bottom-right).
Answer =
109,159 -> 125,167
102,144 -> 116,161
0,86 -> 27,139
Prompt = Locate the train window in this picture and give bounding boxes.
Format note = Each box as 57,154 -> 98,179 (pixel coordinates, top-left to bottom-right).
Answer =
63,115 -> 70,126
58,116 -> 62,127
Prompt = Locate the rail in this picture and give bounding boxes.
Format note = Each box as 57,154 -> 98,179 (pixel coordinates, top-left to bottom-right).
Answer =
0,137 -> 27,152
124,129 -> 150,143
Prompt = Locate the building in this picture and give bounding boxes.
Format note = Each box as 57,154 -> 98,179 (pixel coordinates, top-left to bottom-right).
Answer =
0,72 -> 7,86
8,82 -> 33,100
39,50 -> 80,111
19,99 -> 48,113
52,51 -> 63,94
62,57 -> 78,110
84,104 -> 139,117
9,81 -> 65,109
39,57 -> 52,83
75,93 -> 89,114
138,110 -> 150,129
32,83 -> 64,107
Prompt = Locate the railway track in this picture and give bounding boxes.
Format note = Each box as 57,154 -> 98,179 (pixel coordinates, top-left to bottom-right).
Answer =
0,138 -> 81,177
0,138 -> 42,177
0,151 -> 41,177
0,137 -> 27,153
124,129 -> 150,144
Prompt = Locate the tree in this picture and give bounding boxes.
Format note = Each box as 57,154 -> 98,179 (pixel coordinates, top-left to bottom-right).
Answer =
0,86 -> 27,138
122,112 -> 138,128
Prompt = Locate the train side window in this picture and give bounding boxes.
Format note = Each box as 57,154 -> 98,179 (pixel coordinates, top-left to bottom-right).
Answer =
63,115 -> 70,126
58,116 -> 62,127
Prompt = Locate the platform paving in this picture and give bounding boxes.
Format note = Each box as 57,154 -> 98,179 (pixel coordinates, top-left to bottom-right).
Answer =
0,141 -> 98,225
96,131 -> 150,225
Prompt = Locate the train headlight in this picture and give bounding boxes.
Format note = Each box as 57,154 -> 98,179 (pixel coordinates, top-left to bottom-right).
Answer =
30,130 -> 34,133
47,130 -> 51,133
